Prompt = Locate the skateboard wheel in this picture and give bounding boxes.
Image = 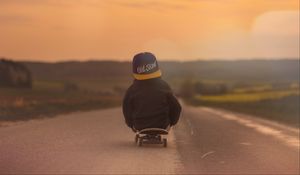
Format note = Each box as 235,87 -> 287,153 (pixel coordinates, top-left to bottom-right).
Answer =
158,135 -> 162,141
138,138 -> 143,147
163,138 -> 167,147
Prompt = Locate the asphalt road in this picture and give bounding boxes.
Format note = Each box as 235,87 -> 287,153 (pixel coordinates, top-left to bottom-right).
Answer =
0,105 -> 299,174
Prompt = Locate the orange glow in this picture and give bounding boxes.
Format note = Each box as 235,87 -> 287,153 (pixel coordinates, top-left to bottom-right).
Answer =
0,0 -> 299,61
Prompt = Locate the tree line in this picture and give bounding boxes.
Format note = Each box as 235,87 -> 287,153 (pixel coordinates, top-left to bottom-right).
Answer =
0,59 -> 32,88
179,79 -> 228,98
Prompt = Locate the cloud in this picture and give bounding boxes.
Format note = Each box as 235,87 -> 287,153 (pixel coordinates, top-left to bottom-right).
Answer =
251,11 -> 299,58
252,11 -> 299,36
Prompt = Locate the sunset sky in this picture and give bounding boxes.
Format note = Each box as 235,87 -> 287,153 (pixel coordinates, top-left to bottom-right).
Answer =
0,0 -> 299,61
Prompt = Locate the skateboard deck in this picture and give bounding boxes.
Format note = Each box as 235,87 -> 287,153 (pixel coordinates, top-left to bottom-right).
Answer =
138,128 -> 169,135
135,128 -> 168,147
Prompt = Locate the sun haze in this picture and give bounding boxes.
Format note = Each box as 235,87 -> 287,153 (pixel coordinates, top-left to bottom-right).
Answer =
0,0 -> 299,61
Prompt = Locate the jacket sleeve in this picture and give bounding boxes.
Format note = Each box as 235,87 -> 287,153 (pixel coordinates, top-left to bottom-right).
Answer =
167,93 -> 182,126
122,88 -> 133,128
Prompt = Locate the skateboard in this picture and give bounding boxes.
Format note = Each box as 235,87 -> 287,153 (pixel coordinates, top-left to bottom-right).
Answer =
135,128 -> 168,147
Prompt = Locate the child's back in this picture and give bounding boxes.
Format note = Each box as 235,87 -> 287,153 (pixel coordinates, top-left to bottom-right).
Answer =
122,52 -> 181,131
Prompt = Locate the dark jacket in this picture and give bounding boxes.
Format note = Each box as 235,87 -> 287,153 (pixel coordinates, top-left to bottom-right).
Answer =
122,78 -> 181,131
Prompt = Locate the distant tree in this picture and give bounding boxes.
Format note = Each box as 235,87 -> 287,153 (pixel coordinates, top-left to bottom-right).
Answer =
64,82 -> 79,92
194,81 -> 205,94
179,79 -> 196,99
0,58 -> 32,88
194,81 -> 228,95
219,84 -> 228,94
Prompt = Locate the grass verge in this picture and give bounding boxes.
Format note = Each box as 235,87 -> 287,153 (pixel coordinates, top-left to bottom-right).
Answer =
0,87 -> 122,122
187,93 -> 299,128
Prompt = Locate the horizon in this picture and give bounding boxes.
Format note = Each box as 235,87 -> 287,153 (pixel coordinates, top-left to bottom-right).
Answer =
1,57 -> 299,64
0,0 -> 299,62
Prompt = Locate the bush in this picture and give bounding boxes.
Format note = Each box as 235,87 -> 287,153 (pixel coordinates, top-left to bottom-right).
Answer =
194,82 -> 228,95
179,79 -> 228,98
179,79 -> 196,98
64,82 -> 79,92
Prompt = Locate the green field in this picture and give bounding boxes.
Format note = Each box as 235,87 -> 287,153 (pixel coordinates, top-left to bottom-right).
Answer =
198,89 -> 299,102
189,85 -> 299,127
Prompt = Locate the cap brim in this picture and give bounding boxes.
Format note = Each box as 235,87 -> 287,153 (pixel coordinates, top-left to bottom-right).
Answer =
133,70 -> 162,80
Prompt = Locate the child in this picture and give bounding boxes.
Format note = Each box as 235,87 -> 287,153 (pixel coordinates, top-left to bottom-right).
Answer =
122,52 -> 181,131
